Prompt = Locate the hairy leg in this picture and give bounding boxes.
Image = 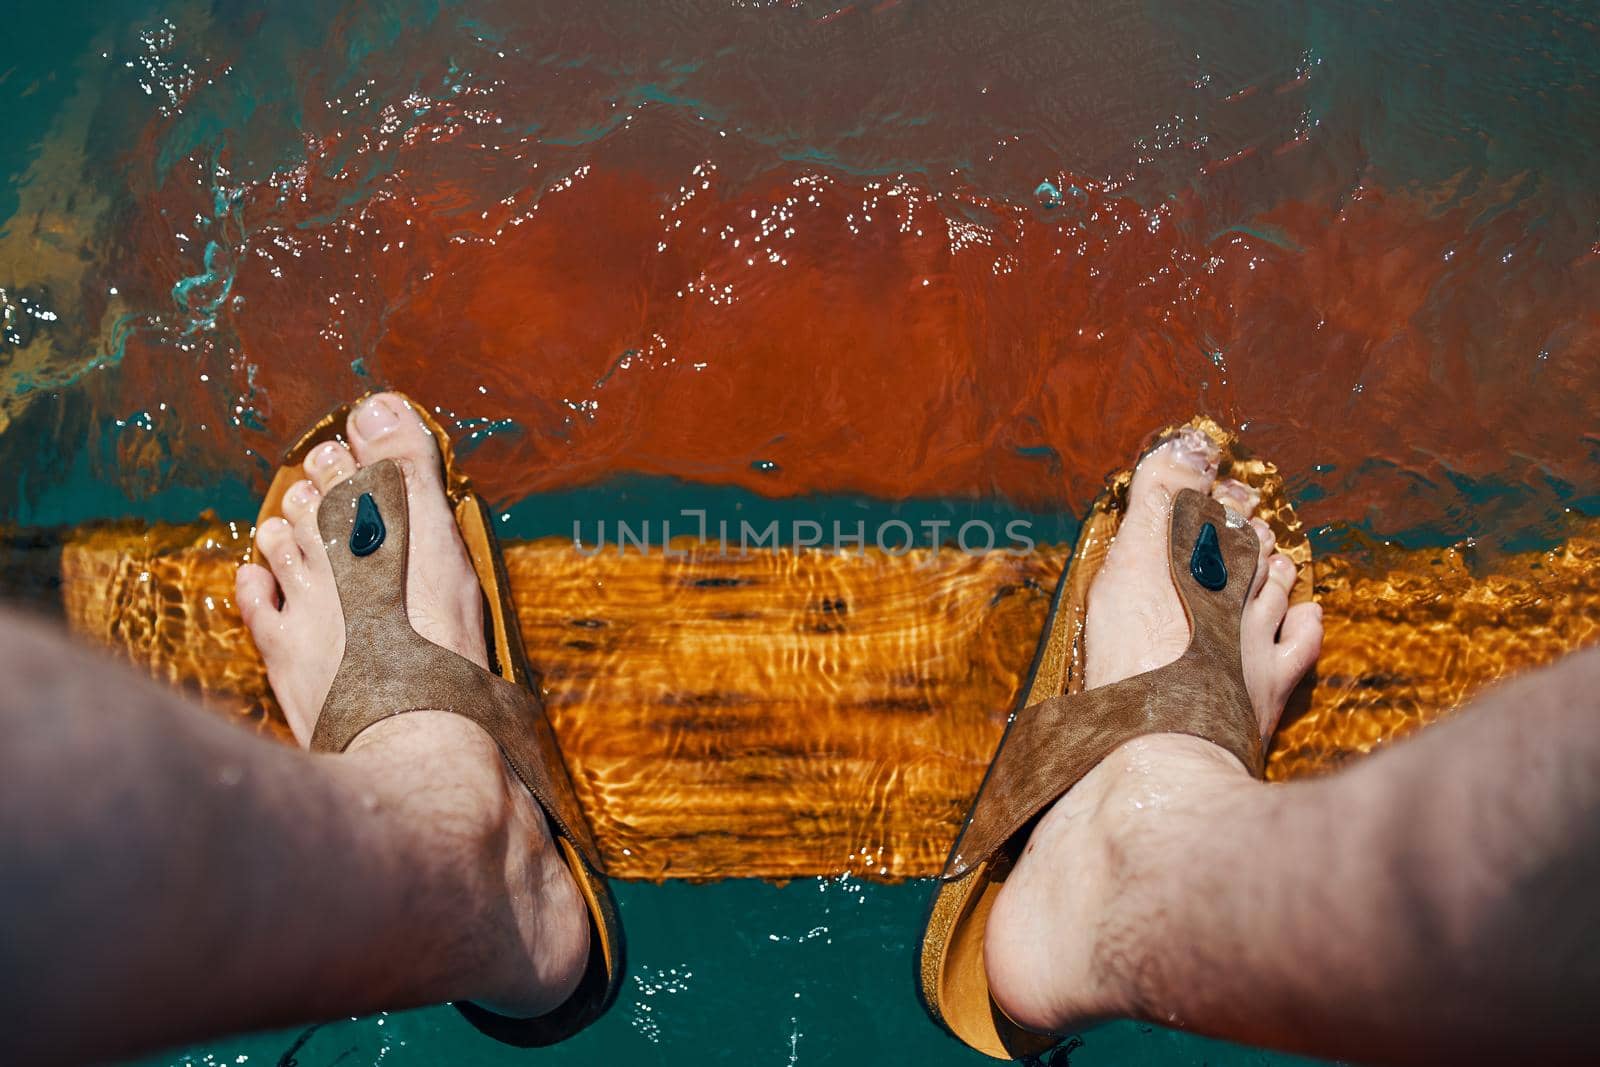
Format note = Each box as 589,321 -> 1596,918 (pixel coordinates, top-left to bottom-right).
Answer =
0,611 -> 581,1064
992,629 -> 1600,1059
987,429 -> 1321,1030
985,429 -> 1598,1062
0,395 -> 589,1064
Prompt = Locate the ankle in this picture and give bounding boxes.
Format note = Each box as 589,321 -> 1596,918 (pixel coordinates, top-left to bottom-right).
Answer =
985,734 -> 1260,1033
346,711 -> 515,845
1097,735 -> 1263,1008
342,712 -> 588,1013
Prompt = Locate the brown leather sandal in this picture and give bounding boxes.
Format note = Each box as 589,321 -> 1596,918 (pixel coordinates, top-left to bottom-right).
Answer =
916,420 -> 1313,1060
256,394 -> 624,1046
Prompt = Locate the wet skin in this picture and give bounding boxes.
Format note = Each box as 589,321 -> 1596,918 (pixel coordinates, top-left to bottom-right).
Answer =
235,392 -> 590,1018
985,429 -> 1323,1033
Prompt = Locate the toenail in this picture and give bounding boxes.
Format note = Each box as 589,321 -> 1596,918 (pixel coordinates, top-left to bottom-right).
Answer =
287,482 -> 318,506
355,397 -> 400,437
309,441 -> 345,468
1170,431 -> 1219,471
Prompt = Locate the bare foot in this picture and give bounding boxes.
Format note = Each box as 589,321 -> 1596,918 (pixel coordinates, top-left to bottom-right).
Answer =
984,428 -> 1324,1033
234,392 -> 589,1017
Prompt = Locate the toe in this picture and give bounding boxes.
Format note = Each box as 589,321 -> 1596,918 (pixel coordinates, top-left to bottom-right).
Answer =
1251,552 -> 1296,620
1211,478 -> 1261,519
304,440 -> 359,493
1245,552 -> 1293,637
1241,552 -> 1318,737
255,517 -> 307,593
345,393 -> 446,486
279,479 -> 335,582
1087,427 -> 1221,687
234,563 -> 281,632
1246,518 -> 1277,597
1263,552 -> 1296,600
343,391 -> 486,670
289,505 -> 334,579
1123,427 -> 1220,535
1278,601 -> 1324,675
1140,426 -> 1220,490
280,479 -> 321,527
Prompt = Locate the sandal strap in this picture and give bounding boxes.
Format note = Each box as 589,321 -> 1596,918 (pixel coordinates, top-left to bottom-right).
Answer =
310,460 -> 603,871
941,489 -> 1263,880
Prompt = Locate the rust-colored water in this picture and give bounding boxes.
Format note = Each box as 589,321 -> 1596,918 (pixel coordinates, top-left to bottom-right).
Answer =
5,1 -> 1597,549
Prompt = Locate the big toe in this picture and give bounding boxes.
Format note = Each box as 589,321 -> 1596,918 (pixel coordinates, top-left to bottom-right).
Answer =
1122,427 -> 1221,536
345,393 -> 446,488
343,392 -> 485,669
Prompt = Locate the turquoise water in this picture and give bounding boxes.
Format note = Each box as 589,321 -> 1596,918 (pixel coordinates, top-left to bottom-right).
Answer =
133,881 -> 1328,1067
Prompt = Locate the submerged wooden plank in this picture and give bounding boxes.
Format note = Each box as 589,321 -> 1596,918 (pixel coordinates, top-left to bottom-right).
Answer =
1270,531 -> 1600,778
1,519 -> 1596,880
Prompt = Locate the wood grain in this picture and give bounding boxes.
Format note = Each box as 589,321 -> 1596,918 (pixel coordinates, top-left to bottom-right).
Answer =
2,517 -> 1595,881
